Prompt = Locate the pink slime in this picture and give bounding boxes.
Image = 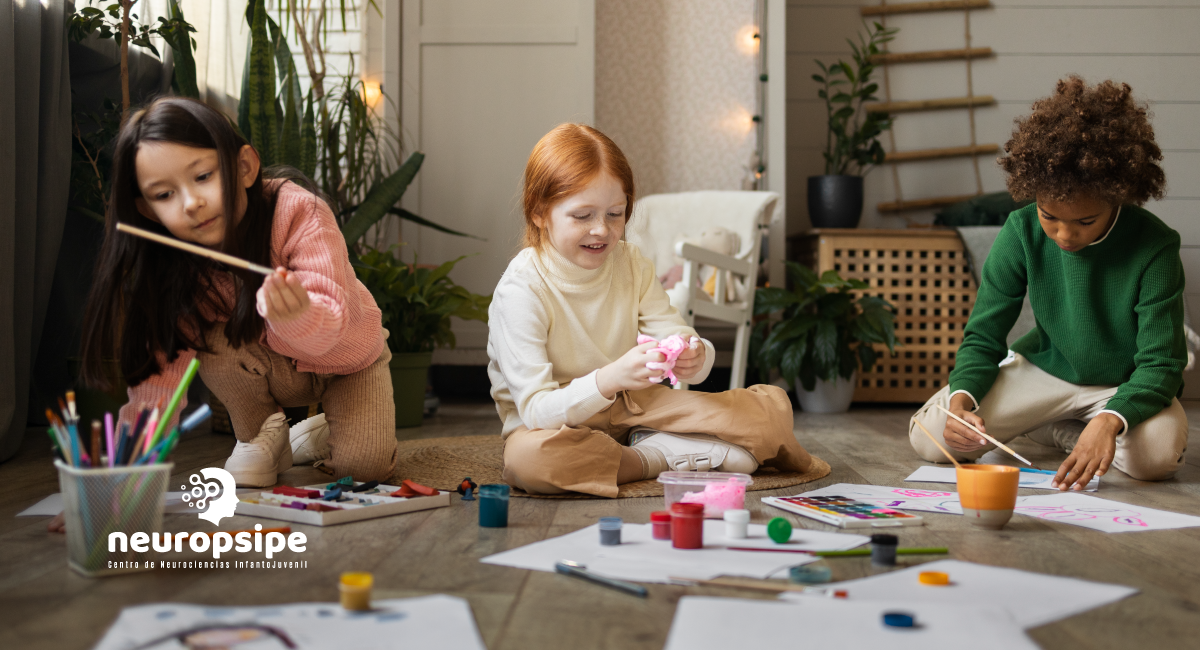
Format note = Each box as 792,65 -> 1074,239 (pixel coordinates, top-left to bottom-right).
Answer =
678,479 -> 747,518
637,334 -> 699,386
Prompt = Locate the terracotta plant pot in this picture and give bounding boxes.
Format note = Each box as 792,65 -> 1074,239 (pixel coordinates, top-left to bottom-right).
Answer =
957,464 -> 1020,529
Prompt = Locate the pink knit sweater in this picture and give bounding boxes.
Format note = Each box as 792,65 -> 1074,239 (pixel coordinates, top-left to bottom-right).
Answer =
122,180 -> 385,429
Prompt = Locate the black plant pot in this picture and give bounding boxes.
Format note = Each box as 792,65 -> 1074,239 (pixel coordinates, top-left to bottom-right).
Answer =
807,175 -> 864,229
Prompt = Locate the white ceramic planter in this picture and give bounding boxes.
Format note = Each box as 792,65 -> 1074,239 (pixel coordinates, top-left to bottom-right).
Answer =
795,371 -> 857,413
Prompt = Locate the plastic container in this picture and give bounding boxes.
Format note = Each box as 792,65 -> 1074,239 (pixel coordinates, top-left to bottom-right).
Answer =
340,572 -> 373,610
658,471 -> 753,519
478,484 -> 510,528
599,517 -> 622,545
650,511 -> 672,540
790,564 -> 832,584
670,502 -> 705,549
870,533 -> 898,566
56,460 -> 172,577
723,508 -> 749,539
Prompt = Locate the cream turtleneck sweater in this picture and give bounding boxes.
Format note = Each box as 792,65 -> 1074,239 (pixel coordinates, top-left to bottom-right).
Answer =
487,241 -> 716,437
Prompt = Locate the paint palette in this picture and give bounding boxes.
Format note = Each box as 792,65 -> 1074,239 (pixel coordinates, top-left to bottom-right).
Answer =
235,481 -> 450,526
764,495 -> 924,528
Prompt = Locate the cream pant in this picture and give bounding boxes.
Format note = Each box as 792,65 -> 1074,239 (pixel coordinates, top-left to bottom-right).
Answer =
198,326 -> 397,482
910,353 -> 1188,481
503,384 -> 813,497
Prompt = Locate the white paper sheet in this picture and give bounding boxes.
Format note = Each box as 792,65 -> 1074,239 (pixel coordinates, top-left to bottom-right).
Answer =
18,490 -> 259,517
664,596 -> 1037,650
780,559 -> 1138,629
905,465 -> 1098,491
91,595 -> 486,650
786,483 -> 963,515
480,520 -> 868,583
1013,491 -> 1200,533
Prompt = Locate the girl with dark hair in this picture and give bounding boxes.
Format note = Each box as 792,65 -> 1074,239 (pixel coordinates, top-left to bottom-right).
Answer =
80,97 -> 395,488
910,77 -> 1187,491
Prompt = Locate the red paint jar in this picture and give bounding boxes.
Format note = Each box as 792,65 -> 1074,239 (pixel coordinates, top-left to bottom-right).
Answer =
650,511 -> 672,540
670,502 -> 704,549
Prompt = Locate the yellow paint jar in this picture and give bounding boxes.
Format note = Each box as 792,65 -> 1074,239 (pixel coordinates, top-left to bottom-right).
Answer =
339,572 -> 373,610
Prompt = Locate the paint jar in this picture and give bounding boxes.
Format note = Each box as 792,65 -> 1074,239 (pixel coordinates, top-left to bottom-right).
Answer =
599,517 -> 622,545
870,533 -> 899,566
650,511 -> 672,540
790,564 -> 832,585
723,508 -> 749,539
339,572 -> 373,610
670,502 -> 705,549
478,484 -> 510,528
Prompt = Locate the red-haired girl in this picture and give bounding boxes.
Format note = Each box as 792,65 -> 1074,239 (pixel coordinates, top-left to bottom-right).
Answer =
488,123 -> 812,496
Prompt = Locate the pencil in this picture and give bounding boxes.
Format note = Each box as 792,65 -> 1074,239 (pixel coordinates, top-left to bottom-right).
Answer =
151,358 -> 199,452
90,420 -> 102,469
116,222 -> 276,275
726,547 -> 949,556
934,403 -> 1032,466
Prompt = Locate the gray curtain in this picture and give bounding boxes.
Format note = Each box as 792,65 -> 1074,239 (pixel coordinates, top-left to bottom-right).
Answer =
0,0 -> 72,462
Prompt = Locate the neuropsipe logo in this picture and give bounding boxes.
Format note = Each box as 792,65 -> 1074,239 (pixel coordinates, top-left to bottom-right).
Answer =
182,467 -> 238,526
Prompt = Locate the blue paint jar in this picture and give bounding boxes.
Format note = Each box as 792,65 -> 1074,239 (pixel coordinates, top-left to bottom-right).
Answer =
478,484 -> 510,528
599,517 -> 622,545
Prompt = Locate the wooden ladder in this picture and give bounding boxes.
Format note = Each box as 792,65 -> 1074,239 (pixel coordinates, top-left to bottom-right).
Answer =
865,1 -> 996,215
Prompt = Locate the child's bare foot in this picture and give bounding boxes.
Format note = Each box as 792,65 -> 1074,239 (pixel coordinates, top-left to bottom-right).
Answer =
47,512 -> 66,534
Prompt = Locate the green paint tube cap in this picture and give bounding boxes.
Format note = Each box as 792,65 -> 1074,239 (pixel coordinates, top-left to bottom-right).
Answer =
767,517 -> 793,543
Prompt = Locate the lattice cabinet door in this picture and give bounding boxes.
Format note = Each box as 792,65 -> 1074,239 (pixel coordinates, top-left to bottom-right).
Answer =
802,229 -> 977,403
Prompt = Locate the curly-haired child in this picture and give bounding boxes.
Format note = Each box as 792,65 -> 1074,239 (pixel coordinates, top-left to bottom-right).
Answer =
910,76 -> 1186,491
488,123 -> 813,496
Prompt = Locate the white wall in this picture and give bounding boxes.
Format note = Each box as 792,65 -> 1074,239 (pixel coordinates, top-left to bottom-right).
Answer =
787,0 -> 1200,396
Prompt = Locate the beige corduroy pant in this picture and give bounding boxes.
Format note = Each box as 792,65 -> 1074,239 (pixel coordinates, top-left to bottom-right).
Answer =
910,353 -> 1187,481
502,384 -> 812,497
198,326 -> 397,482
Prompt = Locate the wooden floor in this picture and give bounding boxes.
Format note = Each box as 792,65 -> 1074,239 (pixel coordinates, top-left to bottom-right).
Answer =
3,400 -> 1200,649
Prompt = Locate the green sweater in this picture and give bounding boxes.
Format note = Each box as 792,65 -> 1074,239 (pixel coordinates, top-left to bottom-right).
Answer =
950,203 -> 1186,430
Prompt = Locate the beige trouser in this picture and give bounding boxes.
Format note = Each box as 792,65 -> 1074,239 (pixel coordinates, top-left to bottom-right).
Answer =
502,384 -> 812,497
198,326 -> 397,482
910,353 -> 1188,481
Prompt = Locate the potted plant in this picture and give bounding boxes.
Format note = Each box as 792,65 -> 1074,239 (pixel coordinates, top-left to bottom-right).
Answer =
809,21 -> 897,229
751,263 -> 896,413
354,249 -> 491,427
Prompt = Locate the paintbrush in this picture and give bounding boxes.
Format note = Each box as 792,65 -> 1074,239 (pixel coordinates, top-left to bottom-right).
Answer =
116,222 -> 277,275
912,417 -> 962,469
934,403 -> 1031,466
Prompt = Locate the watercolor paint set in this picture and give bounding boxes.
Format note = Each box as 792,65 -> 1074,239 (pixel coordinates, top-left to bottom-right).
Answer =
763,495 -> 925,528
236,480 -> 450,526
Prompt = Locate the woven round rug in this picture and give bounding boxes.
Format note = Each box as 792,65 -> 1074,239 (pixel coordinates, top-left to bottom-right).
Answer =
391,434 -> 831,499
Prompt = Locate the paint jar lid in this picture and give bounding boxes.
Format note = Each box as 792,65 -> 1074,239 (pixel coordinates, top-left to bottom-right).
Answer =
882,611 -> 915,628
340,572 -> 373,588
919,571 -> 950,586
870,533 -> 898,546
670,502 -> 705,516
767,517 -> 793,543
599,517 -> 622,530
650,511 -> 672,523
789,564 -> 832,585
723,509 -> 750,524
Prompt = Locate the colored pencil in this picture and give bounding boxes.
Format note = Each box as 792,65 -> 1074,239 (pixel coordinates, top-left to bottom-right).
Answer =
180,404 -> 212,432
934,403 -> 1032,466
150,358 -> 200,452
116,222 -> 276,275
66,390 -> 77,421
90,420 -> 102,469
104,413 -> 114,468
727,547 -> 948,556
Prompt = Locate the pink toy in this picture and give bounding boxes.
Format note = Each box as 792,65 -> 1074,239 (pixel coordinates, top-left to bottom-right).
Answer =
679,479 -> 748,518
637,334 -> 700,386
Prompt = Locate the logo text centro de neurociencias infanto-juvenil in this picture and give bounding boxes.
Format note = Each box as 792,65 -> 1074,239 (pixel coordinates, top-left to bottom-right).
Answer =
107,467 -> 309,569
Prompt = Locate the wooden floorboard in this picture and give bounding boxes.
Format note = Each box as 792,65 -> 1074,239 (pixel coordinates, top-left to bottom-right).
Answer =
2,401 -> 1199,648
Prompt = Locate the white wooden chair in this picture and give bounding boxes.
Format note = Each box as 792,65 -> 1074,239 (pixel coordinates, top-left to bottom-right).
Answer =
626,191 -> 781,390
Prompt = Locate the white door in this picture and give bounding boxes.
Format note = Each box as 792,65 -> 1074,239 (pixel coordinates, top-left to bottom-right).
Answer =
402,0 -> 595,363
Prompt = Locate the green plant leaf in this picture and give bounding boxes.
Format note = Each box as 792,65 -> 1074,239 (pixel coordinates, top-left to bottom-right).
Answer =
753,287 -> 799,315
341,151 -> 425,246
300,90 -> 317,176
165,0 -> 198,98
246,0 -> 278,166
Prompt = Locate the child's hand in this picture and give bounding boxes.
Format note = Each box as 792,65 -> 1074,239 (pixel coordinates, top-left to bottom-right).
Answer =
942,392 -> 988,452
673,341 -> 705,380
47,512 -> 65,534
261,268 -> 310,323
596,341 -> 666,399
1053,413 -> 1120,491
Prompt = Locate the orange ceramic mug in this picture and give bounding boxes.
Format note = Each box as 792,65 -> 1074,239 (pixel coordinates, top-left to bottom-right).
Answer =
956,465 -> 1020,529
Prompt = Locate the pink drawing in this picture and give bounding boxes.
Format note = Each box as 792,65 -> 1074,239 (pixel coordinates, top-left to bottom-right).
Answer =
1114,517 -> 1148,527
891,489 -> 953,498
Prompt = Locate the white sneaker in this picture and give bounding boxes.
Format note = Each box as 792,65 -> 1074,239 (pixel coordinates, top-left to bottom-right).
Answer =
631,428 -> 759,475
224,412 -> 293,487
290,413 -> 331,465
